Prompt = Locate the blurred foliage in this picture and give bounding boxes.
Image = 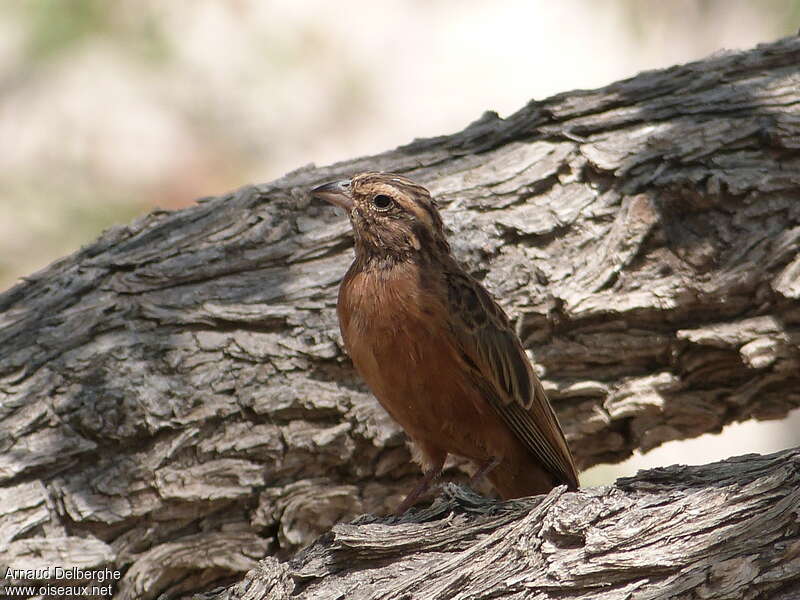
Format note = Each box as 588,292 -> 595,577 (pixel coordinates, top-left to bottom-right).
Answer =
20,0 -> 112,59
9,0 -> 169,63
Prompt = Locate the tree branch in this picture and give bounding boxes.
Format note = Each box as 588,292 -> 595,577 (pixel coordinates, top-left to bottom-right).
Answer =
206,448 -> 800,600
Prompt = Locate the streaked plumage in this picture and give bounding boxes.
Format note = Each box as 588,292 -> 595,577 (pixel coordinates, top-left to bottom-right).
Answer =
312,172 -> 578,513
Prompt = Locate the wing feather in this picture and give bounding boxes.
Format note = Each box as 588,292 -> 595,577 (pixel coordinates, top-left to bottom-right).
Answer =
445,271 -> 578,488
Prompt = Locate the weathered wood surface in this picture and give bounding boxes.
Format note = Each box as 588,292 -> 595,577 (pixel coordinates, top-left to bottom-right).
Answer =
0,35 -> 798,599
204,448 -> 800,600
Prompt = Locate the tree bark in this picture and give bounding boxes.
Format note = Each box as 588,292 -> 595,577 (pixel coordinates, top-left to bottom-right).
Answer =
202,448 -> 800,600
0,35 -> 799,599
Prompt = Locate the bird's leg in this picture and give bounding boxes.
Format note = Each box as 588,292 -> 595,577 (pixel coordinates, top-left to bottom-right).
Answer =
394,470 -> 439,516
470,456 -> 502,487
395,451 -> 447,516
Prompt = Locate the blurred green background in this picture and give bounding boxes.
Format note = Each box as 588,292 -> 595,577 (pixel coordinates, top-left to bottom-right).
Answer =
1,0 -> 798,483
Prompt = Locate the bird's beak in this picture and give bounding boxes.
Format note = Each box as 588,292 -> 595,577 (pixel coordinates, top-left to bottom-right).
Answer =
311,179 -> 353,211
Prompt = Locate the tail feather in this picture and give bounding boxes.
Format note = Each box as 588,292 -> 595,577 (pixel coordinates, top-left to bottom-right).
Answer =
487,460 -> 573,500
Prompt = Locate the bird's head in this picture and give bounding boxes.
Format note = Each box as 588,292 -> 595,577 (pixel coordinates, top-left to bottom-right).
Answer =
311,172 -> 450,262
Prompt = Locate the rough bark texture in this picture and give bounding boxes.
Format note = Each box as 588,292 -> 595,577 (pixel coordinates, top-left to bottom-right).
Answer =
203,448 -> 800,600
0,35 -> 799,599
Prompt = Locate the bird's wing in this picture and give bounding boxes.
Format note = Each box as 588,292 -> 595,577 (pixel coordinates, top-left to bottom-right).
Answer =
444,270 -> 578,488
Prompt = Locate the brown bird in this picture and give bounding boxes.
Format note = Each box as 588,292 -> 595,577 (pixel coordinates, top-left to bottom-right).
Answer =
312,172 -> 578,514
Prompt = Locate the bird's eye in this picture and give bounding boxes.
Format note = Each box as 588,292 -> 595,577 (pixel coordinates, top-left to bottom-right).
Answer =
371,194 -> 393,211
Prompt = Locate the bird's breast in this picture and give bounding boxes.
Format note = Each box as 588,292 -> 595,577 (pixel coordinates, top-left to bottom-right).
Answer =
336,260 -> 502,460
338,261 -> 444,358
337,262 -> 463,412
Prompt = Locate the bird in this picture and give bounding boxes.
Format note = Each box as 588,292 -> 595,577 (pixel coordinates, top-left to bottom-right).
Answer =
312,172 -> 578,514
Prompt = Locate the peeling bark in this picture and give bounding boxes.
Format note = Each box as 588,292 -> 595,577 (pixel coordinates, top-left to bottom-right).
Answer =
0,36 -> 799,599
205,449 -> 800,600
